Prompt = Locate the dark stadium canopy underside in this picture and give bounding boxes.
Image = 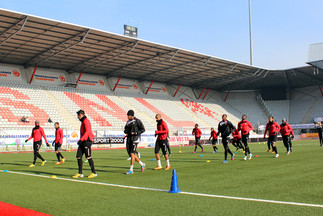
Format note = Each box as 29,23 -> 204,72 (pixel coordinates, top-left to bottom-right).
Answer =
0,8 -> 322,91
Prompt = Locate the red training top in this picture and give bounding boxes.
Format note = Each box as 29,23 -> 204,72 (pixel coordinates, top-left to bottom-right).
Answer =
264,122 -> 281,137
55,127 -> 64,144
232,129 -> 242,140
192,128 -> 202,138
80,117 -> 95,141
209,130 -> 218,140
280,123 -> 294,136
238,120 -> 253,135
155,119 -> 169,140
27,126 -> 48,143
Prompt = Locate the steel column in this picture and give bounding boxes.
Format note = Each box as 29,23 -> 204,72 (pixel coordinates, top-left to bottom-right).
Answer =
198,87 -> 206,99
145,80 -> 154,94
173,84 -> 182,97
113,76 -> 121,91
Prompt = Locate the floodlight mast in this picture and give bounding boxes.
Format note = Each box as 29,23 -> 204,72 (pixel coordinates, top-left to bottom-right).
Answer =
249,0 -> 253,65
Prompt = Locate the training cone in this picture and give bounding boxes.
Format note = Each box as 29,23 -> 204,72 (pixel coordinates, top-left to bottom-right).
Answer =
178,151 -> 182,153
3,170 -> 8,172
206,160 -> 211,163
169,169 -> 180,193
51,175 -> 57,179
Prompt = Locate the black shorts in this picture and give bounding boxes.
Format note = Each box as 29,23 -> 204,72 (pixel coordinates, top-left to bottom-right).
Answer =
282,135 -> 290,143
212,139 -> 218,145
76,141 -> 92,158
232,139 -> 240,145
126,138 -> 138,154
268,135 -> 277,143
195,137 -> 201,145
222,136 -> 229,145
54,143 -> 62,151
155,139 -> 168,155
242,134 -> 249,144
33,141 -> 42,152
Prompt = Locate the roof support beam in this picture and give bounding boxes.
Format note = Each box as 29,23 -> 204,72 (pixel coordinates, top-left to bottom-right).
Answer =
0,16 -> 28,46
197,87 -> 206,99
165,62 -> 236,84
319,85 -> 323,97
224,90 -> 230,102
24,29 -> 90,67
142,57 -> 207,80
113,76 -> 121,91
68,40 -> 139,72
292,68 -> 323,83
107,50 -> 176,77
173,84 -> 182,97
75,71 -> 83,88
169,49 -> 179,61
145,80 -> 154,94
203,88 -> 211,100
29,65 -> 37,84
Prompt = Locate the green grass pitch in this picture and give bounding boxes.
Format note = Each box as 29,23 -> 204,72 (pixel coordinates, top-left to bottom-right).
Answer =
0,140 -> 323,216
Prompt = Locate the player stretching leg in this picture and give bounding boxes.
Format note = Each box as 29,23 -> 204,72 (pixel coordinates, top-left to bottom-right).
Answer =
280,119 -> 294,155
238,114 -> 253,160
218,114 -> 235,163
26,120 -> 49,167
209,127 -> 218,153
53,122 -> 65,164
124,110 -> 146,175
72,110 -> 97,179
264,116 -> 281,158
192,124 -> 203,153
154,114 -> 171,170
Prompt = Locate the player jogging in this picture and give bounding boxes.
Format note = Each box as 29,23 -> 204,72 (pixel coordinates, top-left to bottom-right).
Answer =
124,110 -> 146,175
26,120 -> 49,167
153,114 -> 171,170
232,129 -> 244,152
53,122 -> 65,164
238,114 -> 253,160
72,110 -> 97,179
280,119 -> 294,155
218,114 -> 235,163
315,121 -> 323,146
264,116 -> 281,158
209,127 -> 218,153
192,124 -> 203,153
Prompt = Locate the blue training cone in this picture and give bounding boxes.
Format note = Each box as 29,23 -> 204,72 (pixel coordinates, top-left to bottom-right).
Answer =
169,169 -> 180,193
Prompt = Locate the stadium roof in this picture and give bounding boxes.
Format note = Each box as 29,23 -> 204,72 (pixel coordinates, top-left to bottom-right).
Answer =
0,8 -> 321,91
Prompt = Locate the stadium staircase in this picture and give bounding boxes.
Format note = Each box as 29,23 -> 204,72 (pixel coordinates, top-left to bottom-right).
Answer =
300,97 -> 319,123
256,93 -> 271,119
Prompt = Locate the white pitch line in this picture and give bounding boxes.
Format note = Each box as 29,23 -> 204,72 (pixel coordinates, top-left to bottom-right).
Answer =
1,170 -> 323,208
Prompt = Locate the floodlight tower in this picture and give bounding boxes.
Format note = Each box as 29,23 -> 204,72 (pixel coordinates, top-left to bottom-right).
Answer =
249,0 -> 253,65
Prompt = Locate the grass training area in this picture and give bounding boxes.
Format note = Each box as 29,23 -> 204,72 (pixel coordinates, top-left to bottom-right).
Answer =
1,140 -> 323,215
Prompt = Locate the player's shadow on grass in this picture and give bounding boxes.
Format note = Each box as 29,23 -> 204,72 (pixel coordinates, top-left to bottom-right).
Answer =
0,161 -> 30,166
14,169 -> 68,176
52,165 -> 126,174
95,164 -> 129,169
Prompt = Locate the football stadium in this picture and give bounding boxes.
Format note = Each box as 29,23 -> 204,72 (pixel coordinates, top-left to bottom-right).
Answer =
1,4 -> 323,216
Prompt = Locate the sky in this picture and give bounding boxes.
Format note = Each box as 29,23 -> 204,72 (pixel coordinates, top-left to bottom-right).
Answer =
0,0 -> 322,69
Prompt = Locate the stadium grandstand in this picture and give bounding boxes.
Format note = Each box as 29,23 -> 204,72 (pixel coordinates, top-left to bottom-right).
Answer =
0,8 -> 323,149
